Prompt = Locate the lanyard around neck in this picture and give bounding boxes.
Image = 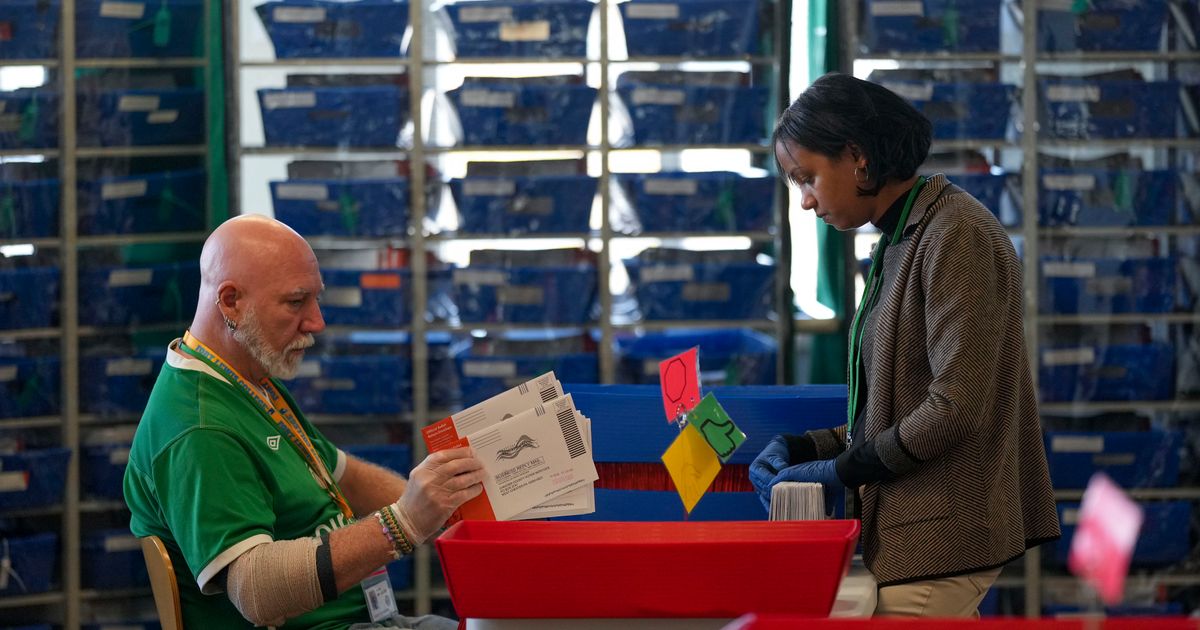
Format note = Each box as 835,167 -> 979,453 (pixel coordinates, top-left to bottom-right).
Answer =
845,176 -> 927,445
180,331 -> 354,519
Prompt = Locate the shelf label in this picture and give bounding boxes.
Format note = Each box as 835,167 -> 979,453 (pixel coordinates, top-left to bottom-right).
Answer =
1061,508 -> 1079,525
102,180 -> 149,200
871,1 -> 924,17
103,535 -> 141,553
147,109 -> 180,125
1042,347 -> 1096,367
108,448 -> 131,466
454,269 -> 507,286
644,178 -> 698,196
100,2 -> 146,20
118,95 -> 160,112
682,282 -> 731,302
500,20 -> 551,42
1051,435 -> 1104,453
1041,0 -> 1077,11
463,360 -> 517,378
276,183 -> 330,201
322,287 -> 363,307
459,6 -> 513,22
263,91 -> 316,110
0,366 -> 16,382
631,88 -> 687,106
1043,174 -> 1096,191
1046,85 -> 1101,102
0,471 -> 29,493
464,179 -> 517,197
460,89 -> 515,108
881,82 -> 934,101
627,4 -> 680,19
0,114 -> 17,133
640,265 -> 694,283
108,269 -> 154,287
498,285 -> 544,305
510,196 -> 553,215
105,358 -> 153,377
313,378 -> 355,391
1042,261 -> 1095,278
274,7 -> 327,23
296,361 -> 322,378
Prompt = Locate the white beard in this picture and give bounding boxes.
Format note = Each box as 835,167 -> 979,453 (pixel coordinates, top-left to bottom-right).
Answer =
233,307 -> 314,380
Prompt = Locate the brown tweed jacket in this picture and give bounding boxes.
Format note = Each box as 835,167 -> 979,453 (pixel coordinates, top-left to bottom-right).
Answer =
809,173 -> 1060,586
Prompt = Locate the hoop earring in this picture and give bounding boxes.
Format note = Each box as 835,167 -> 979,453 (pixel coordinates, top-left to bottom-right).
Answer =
215,299 -> 237,331
854,166 -> 869,184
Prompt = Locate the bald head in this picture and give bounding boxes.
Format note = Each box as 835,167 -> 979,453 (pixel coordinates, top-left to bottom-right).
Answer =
200,215 -> 315,298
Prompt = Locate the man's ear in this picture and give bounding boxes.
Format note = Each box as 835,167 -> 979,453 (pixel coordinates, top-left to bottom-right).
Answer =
215,282 -> 240,316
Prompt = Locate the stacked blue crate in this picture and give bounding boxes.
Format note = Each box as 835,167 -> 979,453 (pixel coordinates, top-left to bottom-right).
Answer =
1038,169 -> 1176,227
0,178 -> 60,239
1050,501 -> 1190,567
1038,0 -> 1167,52
0,90 -> 59,150
82,442 -> 130,500
0,1 -> 60,59
450,175 -> 596,235
77,88 -> 205,147
1039,79 -> 1180,139
0,533 -> 58,597
624,259 -> 775,320
78,261 -> 201,327
0,267 -> 59,329
861,0 -> 1001,53
1039,343 -> 1176,402
616,73 -> 768,145
952,173 -> 1009,224
0,449 -> 71,510
272,178 -> 411,238
78,169 -> 207,235
1038,257 -> 1176,314
619,0 -> 761,57
318,268 -> 416,327
615,329 -> 777,386
444,0 -> 594,58
447,78 -> 596,146
1044,431 -> 1182,489
455,344 -> 598,406
344,444 -> 413,476
75,0 -> 204,58
285,354 -> 409,414
0,356 -> 60,419
256,0 -> 411,58
616,171 -> 774,233
80,352 -> 164,416
259,84 -> 410,147
876,79 -> 1016,140
323,331 -> 458,409
81,529 -> 149,590
453,265 -> 597,324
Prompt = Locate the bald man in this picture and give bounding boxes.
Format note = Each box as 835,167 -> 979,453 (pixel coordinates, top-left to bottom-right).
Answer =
124,215 -> 484,629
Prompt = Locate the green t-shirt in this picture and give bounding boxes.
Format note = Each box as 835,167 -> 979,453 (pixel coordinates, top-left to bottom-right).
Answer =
124,341 -> 369,630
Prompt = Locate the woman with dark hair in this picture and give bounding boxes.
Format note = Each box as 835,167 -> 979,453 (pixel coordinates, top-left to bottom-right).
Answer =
749,73 -> 1060,617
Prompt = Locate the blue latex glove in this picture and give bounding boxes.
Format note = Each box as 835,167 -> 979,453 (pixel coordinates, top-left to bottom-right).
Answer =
759,458 -> 844,515
749,435 -> 790,501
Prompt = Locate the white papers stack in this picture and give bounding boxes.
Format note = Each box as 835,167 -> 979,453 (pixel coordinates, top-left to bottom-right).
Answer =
769,482 -> 827,521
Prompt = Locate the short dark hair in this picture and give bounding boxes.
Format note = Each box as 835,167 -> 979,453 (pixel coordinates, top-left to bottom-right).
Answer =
772,73 -> 932,196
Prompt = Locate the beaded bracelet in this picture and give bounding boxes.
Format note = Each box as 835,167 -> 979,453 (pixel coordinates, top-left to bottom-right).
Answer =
379,505 -> 415,556
375,511 -> 401,560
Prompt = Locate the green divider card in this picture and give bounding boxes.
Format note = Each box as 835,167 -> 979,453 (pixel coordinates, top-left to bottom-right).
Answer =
690,393 -> 745,462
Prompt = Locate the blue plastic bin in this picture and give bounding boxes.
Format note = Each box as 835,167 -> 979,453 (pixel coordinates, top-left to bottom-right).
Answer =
0,178 -> 60,239
344,444 -> 413,476
256,0 -> 411,58
259,85 -> 409,148
1038,169 -> 1176,227
952,173 -> 1008,222
617,171 -> 774,232
456,351 -> 599,405
616,81 -> 768,145
318,268 -> 416,327
0,266 -> 59,329
285,355 -> 411,414
616,329 -> 777,386
1039,1 -> 1167,52
1052,501 -> 1190,567
1039,80 -> 1180,139
80,353 -> 164,416
561,488 -> 764,521
619,0 -> 760,57
876,80 -> 1015,140
444,0 -> 594,58
0,90 -> 59,150
624,260 -> 774,320
453,266 -> 598,324
272,178 -> 411,238
0,0 -> 60,59
75,0 -> 204,58
388,555 -> 413,591
82,529 -> 149,590
1039,343 -> 1176,402
322,331 -> 458,408
1044,431 -> 1182,489
82,443 -> 131,500
77,88 -> 205,147
78,261 -> 201,327
450,175 -> 596,235
78,169 -> 206,236
0,356 -> 60,419
0,533 -> 58,597
448,81 -> 596,146
862,0 -> 1001,53
1039,257 -> 1176,314
0,448 -> 71,509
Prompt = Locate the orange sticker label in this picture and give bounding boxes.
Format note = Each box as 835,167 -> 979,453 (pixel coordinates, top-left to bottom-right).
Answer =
360,273 -> 402,290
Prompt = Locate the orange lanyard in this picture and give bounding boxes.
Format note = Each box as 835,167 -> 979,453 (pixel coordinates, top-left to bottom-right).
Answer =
181,331 -> 354,519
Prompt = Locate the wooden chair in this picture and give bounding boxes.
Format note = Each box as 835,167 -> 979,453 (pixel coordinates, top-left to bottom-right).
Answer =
140,535 -> 184,630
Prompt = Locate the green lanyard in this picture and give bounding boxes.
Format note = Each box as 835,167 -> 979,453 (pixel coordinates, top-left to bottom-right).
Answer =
845,176 -> 926,445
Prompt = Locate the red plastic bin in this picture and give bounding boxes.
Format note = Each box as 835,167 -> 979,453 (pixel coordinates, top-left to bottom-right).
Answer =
436,519 -> 860,619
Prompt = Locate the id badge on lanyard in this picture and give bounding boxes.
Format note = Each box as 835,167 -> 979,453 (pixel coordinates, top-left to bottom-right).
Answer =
362,568 -> 399,622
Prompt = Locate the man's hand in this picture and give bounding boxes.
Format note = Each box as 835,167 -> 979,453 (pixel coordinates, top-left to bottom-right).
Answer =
393,447 -> 485,544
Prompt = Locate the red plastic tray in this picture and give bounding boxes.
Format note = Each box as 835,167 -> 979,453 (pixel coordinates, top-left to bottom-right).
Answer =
435,519 -> 860,619
728,617 -> 1199,629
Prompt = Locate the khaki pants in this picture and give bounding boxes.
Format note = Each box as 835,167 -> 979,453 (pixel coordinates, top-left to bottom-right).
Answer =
874,567 -> 1002,618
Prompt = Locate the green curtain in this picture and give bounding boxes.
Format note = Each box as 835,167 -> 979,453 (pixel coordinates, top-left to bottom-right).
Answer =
206,0 -> 229,228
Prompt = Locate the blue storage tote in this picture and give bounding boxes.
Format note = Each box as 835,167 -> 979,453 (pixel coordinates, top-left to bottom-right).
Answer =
0,356 -> 60,419
388,555 -> 413,591
1052,501 -> 1190,567
344,444 -> 413,476
0,448 -> 71,509
0,266 -> 59,329
78,261 -> 201,327
0,90 -> 59,150
75,0 -> 204,58
81,529 -> 148,590
619,0 -> 760,57
1039,343 -> 1176,402
80,353 -> 164,415
862,0 -> 1001,53
453,266 -> 597,324
617,171 -> 774,233
616,81 -> 768,145
616,329 -> 777,386
566,384 -> 847,464
952,173 -> 1007,221
1044,431 -> 1182,489
624,260 -> 774,320
0,1 -> 60,59
456,351 -> 599,405
444,0 -> 594,58
448,81 -> 596,146
1039,1 -> 1167,52
256,0 -> 411,59
82,443 -> 131,500
78,169 -> 206,236
1,178 -> 60,239
0,533 -> 57,597
285,355 -> 410,414
259,85 -> 409,148
1039,257 -> 1176,314
1039,80 -> 1180,139
876,80 -> 1015,140
324,331 -> 458,408
450,175 -> 596,235
319,268 -> 415,327
78,89 -> 205,147
561,488 -> 764,522
272,178 -> 411,238
1038,169 -> 1176,227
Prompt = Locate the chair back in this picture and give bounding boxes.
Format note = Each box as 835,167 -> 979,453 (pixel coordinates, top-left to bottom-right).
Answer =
140,535 -> 184,630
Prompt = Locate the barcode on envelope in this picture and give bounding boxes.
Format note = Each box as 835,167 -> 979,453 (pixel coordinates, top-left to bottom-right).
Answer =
539,385 -> 557,403
557,408 -> 586,459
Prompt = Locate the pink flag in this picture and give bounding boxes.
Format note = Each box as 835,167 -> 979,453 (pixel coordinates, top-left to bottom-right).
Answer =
1067,472 -> 1144,605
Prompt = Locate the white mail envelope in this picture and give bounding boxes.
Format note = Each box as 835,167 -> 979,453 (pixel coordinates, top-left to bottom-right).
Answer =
510,413 -> 595,520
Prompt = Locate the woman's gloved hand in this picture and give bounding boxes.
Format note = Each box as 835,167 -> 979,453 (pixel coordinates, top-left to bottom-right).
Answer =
759,458 -> 844,515
749,435 -> 791,500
